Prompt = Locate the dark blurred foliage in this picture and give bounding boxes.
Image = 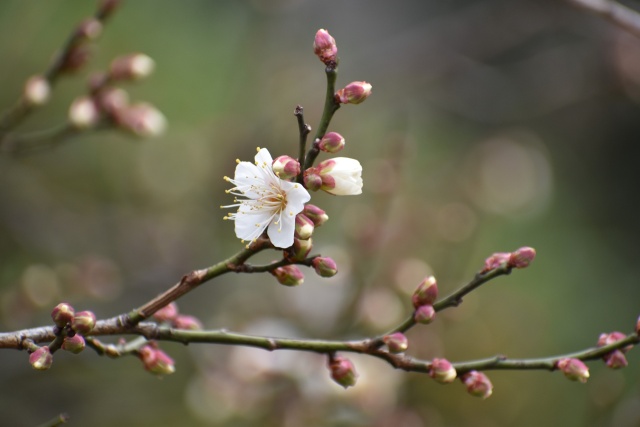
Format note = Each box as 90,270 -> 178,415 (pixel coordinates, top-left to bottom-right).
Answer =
1,0 -> 640,426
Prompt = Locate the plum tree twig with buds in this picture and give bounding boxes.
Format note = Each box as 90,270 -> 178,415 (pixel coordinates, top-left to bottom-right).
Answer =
0,0 -> 166,155
2,5 -> 640,423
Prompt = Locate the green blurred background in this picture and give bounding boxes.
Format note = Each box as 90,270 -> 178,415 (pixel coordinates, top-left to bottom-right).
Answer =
1,0 -> 639,426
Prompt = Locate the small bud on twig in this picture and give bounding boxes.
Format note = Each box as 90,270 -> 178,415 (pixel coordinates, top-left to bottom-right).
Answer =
68,96 -> 100,129
71,310 -> 96,334
272,156 -> 301,181
153,302 -> 179,323
51,303 -> 75,327
294,214 -> 314,240
429,358 -> 457,384
604,350 -> 628,369
173,315 -> 203,330
383,332 -> 409,353
139,345 -> 175,376
508,247 -> 536,269
414,304 -> 436,324
318,132 -> 345,153
556,358 -> 589,383
29,347 -> 53,371
109,53 -> 155,80
461,371 -> 493,399
313,29 -> 337,65
292,237 -> 313,261
336,81 -> 372,105
328,355 -> 358,388
312,256 -> 338,278
412,276 -> 438,309
302,204 -> 328,227
24,76 -> 50,106
62,335 -> 86,354
271,265 -> 305,287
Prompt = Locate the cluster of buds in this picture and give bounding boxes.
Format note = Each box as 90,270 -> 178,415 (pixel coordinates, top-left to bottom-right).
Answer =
481,246 -> 536,273
138,343 -> 175,376
412,276 -> 438,324
328,355 -> 358,388
152,302 -> 203,330
29,303 -> 97,370
598,332 -> 631,369
66,52 -> 166,138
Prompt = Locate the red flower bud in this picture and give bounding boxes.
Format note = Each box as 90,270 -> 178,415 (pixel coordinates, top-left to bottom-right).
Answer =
604,350 -> 628,369
272,155 -> 301,181
29,347 -> 53,371
429,358 -> 456,384
173,315 -> 203,330
328,355 -> 357,388
271,265 -> 305,287
461,371 -> 493,399
71,310 -> 97,334
303,169 -> 322,191
411,276 -> 438,308
153,302 -> 179,323
62,335 -> 86,354
51,302 -> 75,327
414,304 -> 436,324
313,29 -> 337,65
556,358 -> 589,383
508,247 -> 536,269
139,345 -> 175,376
294,214 -> 315,240
481,252 -> 511,273
336,81 -> 372,105
318,132 -> 345,153
312,257 -> 338,278
302,204 -> 329,227
383,332 -> 409,353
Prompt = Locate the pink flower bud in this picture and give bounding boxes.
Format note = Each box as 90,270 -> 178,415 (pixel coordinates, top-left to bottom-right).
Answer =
508,247 -> 536,269
109,53 -> 155,80
115,103 -> 167,137
71,310 -> 96,334
96,87 -> 129,115
294,214 -> 315,240
139,345 -> 175,376
318,132 -> 345,153
604,350 -> 628,369
61,46 -> 92,73
272,155 -> 301,181
461,371 -> 493,399
292,237 -> 313,261
153,302 -> 179,323
303,170 -> 322,191
556,358 -> 589,383
24,76 -> 50,106
62,335 -> 86,354
313,29 -> 337,65
414,304 -> 436,324
597,332 -> 632,353
69,96 -> 100,129
302,204 -> 329,227
76,18 -> 103,40
382,332 -> 409,353
336,81 -> 372,105
29,347 -> 53,371
312,257 -> 338,278
316,158 -> 363,196
328,356 -> 358,388
271,265 -> 305,287
411,276 -> 438,309
173,314 -> 203,330
429,358 -> 457,384
481,252 -> 511,273
51,302 -> 75,327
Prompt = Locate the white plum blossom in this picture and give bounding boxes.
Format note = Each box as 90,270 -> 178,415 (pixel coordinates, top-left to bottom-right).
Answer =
223,148 -> 311,248
317,157 -> 363,195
